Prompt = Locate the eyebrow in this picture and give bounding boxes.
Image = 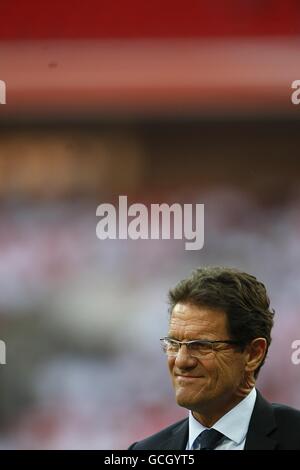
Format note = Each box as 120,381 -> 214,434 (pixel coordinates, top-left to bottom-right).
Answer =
167,336 -> 212,342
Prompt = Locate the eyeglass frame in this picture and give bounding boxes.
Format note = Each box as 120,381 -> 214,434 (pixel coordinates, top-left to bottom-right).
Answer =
160,337 -> 242,358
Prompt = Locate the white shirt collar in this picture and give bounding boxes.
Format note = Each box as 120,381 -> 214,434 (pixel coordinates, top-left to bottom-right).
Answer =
188,387 -> 257,449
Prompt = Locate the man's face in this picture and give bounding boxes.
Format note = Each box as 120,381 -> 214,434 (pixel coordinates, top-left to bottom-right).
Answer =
168,303 -> 249,423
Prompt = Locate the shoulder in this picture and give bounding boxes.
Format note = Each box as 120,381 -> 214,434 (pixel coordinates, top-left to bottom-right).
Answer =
272,402 -> 300,448
255,390 -> 300,429
271,401 -> 300,428
128,418 -> 188,450
253,391 -> 300,449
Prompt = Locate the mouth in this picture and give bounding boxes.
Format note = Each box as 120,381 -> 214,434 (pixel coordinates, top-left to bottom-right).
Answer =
175,374 -> 204,381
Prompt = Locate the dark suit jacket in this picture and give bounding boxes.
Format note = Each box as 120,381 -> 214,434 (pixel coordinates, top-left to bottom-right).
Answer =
129,391 -> 300,450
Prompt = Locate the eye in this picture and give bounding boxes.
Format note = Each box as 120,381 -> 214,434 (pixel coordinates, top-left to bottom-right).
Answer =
188,341 -> 212,354
167,339 -> 179,350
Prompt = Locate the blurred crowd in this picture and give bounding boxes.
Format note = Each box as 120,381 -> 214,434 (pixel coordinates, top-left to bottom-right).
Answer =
1,183 -> 300,448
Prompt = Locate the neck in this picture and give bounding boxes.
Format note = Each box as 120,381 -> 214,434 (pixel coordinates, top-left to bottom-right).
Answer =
192,395 -> 244,427
192,381 -> 255,428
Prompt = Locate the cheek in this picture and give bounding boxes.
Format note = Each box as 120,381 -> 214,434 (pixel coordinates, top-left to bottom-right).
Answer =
168,358 -> 175,375
215,354 -> 244,382
202,354 -> 233,382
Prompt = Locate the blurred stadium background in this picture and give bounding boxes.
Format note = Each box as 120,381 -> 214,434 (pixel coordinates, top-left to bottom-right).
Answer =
0,0 -> 300,449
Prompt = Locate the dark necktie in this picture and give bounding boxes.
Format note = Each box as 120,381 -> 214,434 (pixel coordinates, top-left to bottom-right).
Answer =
192,428 -> 224,450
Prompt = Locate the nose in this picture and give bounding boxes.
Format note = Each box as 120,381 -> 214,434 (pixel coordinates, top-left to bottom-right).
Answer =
174,344 -> 198,368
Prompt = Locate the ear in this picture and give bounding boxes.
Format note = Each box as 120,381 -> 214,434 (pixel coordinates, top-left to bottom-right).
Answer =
244,338 -> 267,375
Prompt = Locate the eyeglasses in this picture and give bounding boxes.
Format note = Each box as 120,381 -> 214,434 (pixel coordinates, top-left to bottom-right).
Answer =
160,337 -> 241,359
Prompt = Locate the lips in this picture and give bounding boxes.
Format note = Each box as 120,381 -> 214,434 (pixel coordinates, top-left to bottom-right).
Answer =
176,374 -> 203,380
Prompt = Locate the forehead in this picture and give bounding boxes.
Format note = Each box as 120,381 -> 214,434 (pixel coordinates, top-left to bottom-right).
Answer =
169,302 -> 229,339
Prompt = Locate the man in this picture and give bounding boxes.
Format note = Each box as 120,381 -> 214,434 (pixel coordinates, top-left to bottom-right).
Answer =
129,266 -> 300,450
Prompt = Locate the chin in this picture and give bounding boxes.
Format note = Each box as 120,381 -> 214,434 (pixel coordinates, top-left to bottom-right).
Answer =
175,388 -> 210,410
176,398 -> 193,409
175,393 -> 199,409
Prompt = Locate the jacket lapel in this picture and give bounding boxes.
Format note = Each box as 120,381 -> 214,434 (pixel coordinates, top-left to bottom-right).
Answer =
158,418 -> 189,450
245,390 -> 278,450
